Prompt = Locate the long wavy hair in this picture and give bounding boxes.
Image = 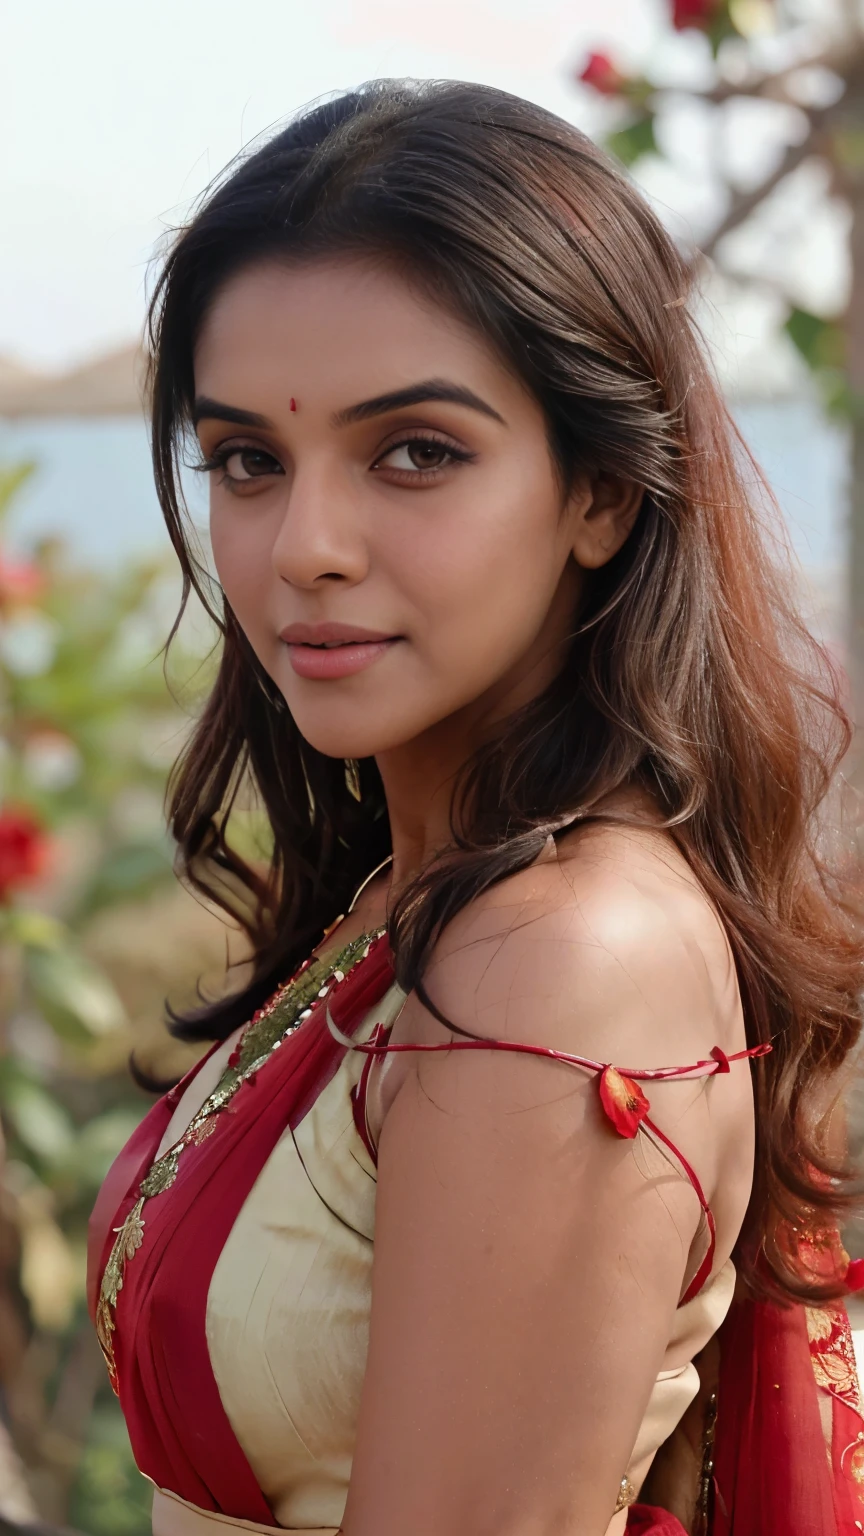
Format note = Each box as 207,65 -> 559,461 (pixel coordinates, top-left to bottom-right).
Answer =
147,78 -> 862,1300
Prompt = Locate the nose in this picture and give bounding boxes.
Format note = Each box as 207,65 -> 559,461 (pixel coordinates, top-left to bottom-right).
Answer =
270,460 -> 369,589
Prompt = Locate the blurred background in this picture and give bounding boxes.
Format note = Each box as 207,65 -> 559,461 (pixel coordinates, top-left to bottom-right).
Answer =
1,0 -> 862,1528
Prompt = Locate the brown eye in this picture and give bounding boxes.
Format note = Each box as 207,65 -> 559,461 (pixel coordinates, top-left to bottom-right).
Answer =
377,439 -> 457,474
405,442 -> 450,470
223,448 -> 282,480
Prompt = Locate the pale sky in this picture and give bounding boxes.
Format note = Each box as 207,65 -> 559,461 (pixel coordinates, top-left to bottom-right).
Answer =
1,0 -> 846,386
0,0 -> 625,369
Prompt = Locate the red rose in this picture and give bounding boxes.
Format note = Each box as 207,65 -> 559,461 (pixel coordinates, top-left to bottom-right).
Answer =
0,807 -> 48,901
671,0 -> 722,29
578,52 -> 628,97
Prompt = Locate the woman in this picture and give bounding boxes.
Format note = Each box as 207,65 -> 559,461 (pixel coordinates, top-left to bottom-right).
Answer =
88,80 -> 864,1534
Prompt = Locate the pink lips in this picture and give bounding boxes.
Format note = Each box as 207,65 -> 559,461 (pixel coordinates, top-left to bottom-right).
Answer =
279,622 -> 401,680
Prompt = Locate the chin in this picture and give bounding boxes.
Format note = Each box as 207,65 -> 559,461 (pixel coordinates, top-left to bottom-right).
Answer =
292,707 -> 433,762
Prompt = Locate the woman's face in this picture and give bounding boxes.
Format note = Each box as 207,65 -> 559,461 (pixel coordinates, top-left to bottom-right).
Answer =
195,256 -> 635,762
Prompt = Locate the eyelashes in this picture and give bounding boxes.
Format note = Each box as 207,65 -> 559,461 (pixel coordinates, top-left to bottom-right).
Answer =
372,433 -> 476,480
192,445 -> 282,484
191,430 -> 477,492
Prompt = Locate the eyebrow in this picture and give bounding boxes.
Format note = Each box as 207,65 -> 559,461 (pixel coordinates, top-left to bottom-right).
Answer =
191,380 -> 507,432
332,379 -> 506,428
192,397 -> 273,430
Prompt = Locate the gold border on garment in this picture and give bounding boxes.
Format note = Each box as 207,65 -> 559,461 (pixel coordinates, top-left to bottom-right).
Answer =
95,924 -> 386,1392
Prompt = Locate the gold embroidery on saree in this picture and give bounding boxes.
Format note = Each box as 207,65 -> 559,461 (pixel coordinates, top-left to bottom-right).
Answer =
806,1302 -> 864,1417
95,927 -> 386,1392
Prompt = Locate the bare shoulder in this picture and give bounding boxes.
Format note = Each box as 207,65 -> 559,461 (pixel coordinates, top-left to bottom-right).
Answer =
414,820 -> 745,1070
369,820 -> 754,1239
355,826 -> 753,1535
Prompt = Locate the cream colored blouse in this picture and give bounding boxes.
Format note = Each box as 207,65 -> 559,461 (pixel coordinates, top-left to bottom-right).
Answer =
150,981 -> 735,1536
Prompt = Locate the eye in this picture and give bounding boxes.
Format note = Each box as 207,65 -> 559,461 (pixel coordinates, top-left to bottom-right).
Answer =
220,447 -> 282,482
381,440 -> 451,473
193,443 -> 284,489
372,434 -> 474,482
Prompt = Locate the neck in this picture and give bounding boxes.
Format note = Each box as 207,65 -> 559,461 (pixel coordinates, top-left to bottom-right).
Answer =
375,728 -> 464,893
375,656 -> 567,893
371,562 -> 584,896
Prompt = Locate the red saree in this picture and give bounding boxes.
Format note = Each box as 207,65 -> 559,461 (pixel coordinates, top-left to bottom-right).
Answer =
87,937 -> 394,1523
711,1273 -> 864,1534
88,937 -> 864,1532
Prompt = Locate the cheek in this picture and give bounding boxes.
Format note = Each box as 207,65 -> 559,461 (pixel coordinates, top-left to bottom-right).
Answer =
390,467 -> 567,670
210,503 -> 270,624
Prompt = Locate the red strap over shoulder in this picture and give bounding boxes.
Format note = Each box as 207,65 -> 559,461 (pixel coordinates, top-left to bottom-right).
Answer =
348,1028 -> 769,1136
347,1030 -> 770,1084
344,1023 -> 771,1305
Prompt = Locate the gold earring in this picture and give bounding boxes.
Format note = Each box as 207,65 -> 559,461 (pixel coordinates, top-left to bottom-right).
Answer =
344,759 -> 362,801
298,751 -> 316,825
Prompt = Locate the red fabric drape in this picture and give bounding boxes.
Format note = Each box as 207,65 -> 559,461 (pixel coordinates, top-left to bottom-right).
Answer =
831,1390 -> 864,1533
712,1290 -> 864,1535
86,1091 -> 175,1321
627,1509 -> 688,1535
87,938 -> 394,1522
713,1295 -> 837,1533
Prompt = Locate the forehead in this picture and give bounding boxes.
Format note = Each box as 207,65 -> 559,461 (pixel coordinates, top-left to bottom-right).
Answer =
193,255 -> 519,411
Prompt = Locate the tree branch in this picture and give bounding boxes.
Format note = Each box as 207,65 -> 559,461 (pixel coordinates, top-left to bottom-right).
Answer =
668,35 -> 864,107
696,108 -> 829,262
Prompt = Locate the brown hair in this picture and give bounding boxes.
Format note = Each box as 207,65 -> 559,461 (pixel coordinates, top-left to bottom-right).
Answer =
147,78 -> 862,1300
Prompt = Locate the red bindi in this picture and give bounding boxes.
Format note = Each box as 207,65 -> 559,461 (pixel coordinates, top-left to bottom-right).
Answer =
289,397 -> 297,412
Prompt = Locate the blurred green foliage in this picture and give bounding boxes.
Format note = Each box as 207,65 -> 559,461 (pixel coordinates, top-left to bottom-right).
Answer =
783,308 -> 859,421
0,461 -> 215,1530
605,114 -> 657,168
71,1407 -> 154,1536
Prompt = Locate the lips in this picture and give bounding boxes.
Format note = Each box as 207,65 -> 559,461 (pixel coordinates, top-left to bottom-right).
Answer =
279,622 -> 401,680
279,622 -> 395,646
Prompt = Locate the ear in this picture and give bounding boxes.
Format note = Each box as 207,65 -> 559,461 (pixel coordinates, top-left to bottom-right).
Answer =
566,473 -> 644,571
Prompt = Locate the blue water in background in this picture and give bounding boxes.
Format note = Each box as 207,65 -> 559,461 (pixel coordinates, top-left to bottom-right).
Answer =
0,397 -> 850,571
0,416 -> 205,567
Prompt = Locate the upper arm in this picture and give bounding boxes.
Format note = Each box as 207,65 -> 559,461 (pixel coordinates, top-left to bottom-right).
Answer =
345,829 -> 752,1536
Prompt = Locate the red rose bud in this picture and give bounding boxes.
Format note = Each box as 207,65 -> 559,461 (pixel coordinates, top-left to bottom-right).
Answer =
598,1065 -> 651,1139
578,52 -> 628,97
671,0 -> 722,29
0,806 -> 48,901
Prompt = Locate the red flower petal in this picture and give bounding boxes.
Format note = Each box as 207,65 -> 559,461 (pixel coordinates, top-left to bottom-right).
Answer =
577,51 -> 628,97
671,0 -> 722,29
598,1066 -> 650,1139
0,805 -> 48,901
